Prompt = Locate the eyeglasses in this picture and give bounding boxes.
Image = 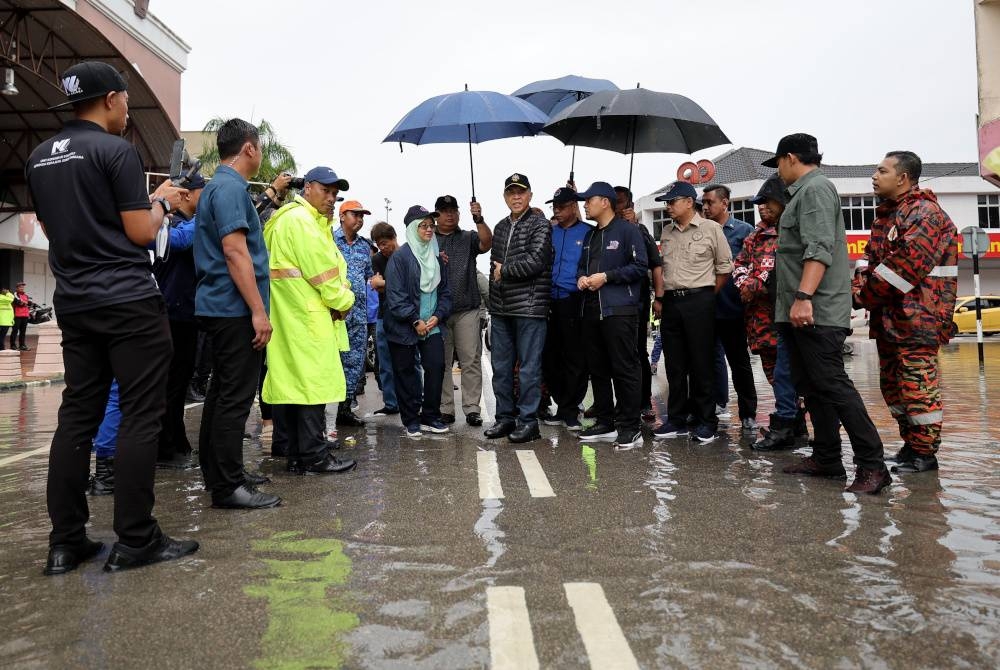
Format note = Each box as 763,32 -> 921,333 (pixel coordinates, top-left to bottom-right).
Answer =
417,222 -> 436,230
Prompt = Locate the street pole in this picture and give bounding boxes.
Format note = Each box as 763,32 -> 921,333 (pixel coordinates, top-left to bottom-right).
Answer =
384,197 -> 391,224
972,245 -> 985,368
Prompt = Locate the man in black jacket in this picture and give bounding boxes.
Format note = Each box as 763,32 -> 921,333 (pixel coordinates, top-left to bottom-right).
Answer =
484,173 -> 553,443
575,182 -> 649,447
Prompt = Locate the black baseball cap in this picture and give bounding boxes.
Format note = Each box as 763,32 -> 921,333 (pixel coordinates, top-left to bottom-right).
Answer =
750,173 -> 787,206
574,182 -> 617,202
49,61 -> 128,110
545,187 -> 579,204
504,173 -> 531,190
654,181 -> 698,202
434,195 -> 459,211
762,133 -> 819,168
403,205 -> 440,225
185,171 -> 207,190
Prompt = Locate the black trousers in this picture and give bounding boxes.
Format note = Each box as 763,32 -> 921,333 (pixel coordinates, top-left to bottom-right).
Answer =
716,317 -> 758,420
662,289 -> 717,428
158,319 -> 198,460
778,323 -> 884,470
47,296 -> 171,547
258,351 -> 272,422
389,333 -> 444,429
0,325 -> 8,348
272,404 -> 327,466
543,296 -> 588,420
197,316 -> 261,499
192,330 -> 213,388
10,315 -> 27,348
584,314 -> 642,433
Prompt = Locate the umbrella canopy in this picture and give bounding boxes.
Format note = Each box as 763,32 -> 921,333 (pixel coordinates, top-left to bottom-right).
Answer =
512,74 -> 619,117
543,88 -> 730,155
384,88 -> 548,199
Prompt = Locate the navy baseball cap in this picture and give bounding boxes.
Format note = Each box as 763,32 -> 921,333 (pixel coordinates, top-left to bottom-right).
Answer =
185,171 -> 207,190
403,205 -> 440,225
49,61 -> 128,110
762,133 -> 819,168
750,174 -> 787,206
574,181 -> 617,201
545,187 -> 579,204
654,181 -> 698,202
504,173 -> 531,190
434,195 -> 459,211
304,166 -> 350,191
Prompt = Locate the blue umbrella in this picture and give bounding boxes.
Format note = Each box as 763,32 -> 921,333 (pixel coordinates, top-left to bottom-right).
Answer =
513,75 -> 619,181
384,85 -> 549,200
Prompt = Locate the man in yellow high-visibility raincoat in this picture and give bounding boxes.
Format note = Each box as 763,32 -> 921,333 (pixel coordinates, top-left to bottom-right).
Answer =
263,166 -> 357,474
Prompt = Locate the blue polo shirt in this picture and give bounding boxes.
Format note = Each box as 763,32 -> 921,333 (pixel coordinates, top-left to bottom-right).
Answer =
194,165 -> 270,317
716,215 -> 754,319
551,219 -> 590,299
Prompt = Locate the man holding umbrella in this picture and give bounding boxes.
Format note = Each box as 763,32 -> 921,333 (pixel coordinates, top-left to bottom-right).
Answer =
484,174 -> 553,444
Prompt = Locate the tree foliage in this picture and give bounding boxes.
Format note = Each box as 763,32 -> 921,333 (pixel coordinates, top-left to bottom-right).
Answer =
196,117 -> 297,184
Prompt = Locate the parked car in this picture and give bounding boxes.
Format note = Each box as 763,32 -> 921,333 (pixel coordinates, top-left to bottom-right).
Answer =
952,295 -> 1000,335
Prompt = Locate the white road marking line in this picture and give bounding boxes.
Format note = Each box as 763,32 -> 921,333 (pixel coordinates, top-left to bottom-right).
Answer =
487,586 -> 540,670
514,450 -> 555,498
564,582 -> 639,670
0,445 -> 50,468
477,450 -> 504,499
480,349 -> 495,425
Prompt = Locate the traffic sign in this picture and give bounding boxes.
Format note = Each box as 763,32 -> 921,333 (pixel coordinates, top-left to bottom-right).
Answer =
961,225 -> 990,258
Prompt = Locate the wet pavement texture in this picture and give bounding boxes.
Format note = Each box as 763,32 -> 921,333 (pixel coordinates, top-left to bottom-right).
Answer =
1,334 -> 999,668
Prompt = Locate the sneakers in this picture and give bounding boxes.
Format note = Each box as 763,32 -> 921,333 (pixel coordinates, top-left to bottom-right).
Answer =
652,420 -> 688,439
715,404 -> 732,419
691,424 -> 717,444
740,417 -> 758,433
372,406 -> 399,416
404,425 -> 422,438
578,424 -> 617,441
540,410 -> 562,426
104,534 -> 199,572
614,430 -> 642,448
420,420 -> 450,434
781,456 -> 847,480
563,415 -> 584,432
846,466 -> 892,494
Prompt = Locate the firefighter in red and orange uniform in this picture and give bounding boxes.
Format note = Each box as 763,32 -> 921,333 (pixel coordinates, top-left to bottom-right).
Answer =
852,151 -> 958,474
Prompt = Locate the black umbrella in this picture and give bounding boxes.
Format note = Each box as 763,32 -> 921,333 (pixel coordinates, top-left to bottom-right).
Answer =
542,87 -> 730,189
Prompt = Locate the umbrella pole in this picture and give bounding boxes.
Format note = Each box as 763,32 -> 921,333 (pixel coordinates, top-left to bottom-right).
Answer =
627,118 -> 637,191
570,145 -> 576,184
467,124 -> 477,203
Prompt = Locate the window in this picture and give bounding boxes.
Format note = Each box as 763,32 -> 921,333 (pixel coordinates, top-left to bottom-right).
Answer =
840,196 -> 876,232
729,198 -> 756,226
978,194 -> 1000,229
651,209 -> 672,240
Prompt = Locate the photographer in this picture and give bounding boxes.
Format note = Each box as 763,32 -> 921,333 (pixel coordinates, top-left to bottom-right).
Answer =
25,60 -> 198,575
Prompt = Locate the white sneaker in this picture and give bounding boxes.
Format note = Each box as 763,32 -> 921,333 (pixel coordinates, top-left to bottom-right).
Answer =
715,404 -> 732,419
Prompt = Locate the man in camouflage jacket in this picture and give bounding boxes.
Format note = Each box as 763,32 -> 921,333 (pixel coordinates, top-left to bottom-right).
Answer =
852,151 -> 958,474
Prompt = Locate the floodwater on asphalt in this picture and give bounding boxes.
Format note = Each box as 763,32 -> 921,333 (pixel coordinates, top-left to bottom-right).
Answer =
0,335 -> 998,668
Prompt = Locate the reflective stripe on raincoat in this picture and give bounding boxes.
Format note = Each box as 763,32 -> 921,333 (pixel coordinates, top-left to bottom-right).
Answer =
262,196 -> 355,405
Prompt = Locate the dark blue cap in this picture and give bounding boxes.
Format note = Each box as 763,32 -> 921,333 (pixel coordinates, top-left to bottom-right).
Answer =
574,181 -> 616,202
654,181 -> 698,202
403,205 -> 440,225
185,171 -> 207,190
304,166 -> 349,191
750,174 -> 787,206
545,187 -> 579,204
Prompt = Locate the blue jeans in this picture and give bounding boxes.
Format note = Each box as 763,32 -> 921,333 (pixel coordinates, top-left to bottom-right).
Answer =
773,331 -> 798,420
375,319 -> 398,410
92,379 -> 121,458
491,315 -> 546,426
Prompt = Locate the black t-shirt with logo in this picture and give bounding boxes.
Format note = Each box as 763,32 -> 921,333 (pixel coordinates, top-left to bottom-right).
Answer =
25,119 -> 156,314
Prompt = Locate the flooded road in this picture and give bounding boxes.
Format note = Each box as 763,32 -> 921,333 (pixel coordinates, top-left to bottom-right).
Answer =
0,335 -> 998,668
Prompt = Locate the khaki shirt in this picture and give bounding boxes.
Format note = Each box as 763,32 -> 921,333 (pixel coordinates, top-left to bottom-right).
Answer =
660,214 -> 733,290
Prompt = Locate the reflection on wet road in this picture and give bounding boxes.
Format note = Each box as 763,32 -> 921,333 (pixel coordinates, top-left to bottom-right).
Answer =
0,337 -> 998,668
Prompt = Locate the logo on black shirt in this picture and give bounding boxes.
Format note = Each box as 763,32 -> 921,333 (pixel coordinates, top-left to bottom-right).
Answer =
51,139 -> 71,155
61,75 -> 82,96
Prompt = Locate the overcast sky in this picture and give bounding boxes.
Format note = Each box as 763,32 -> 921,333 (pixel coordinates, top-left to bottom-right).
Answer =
151,0 -> 978,237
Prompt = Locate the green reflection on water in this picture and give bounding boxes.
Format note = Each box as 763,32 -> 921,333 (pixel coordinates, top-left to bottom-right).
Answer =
245,530 -> 359,669
581,445 -> 598,490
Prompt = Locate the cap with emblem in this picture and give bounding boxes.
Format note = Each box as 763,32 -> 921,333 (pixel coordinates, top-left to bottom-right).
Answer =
545,187 -> 579,204
339,200 -> 371,216
303,166 -> 350,191
49,61 -> 128,110
434,195 -> 459,211
403,205 -> 441,225
761,133 -> 819,168
574,182 -> 617,202
654,181 -> 698,202
504,173 -> 531,191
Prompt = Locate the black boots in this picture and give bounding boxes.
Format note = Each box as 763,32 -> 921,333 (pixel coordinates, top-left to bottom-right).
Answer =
752,414 -> 796,452
87,456 -> 115,496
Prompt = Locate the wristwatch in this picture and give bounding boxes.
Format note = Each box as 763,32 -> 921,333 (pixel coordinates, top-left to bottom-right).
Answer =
794,290 -> 813,301
153,197 -> 171,216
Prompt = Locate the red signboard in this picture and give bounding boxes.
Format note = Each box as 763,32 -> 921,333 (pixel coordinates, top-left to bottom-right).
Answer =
846,232 -> 1000,260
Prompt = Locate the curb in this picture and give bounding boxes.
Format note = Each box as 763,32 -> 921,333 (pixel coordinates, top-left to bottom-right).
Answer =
0,374 -> 64,393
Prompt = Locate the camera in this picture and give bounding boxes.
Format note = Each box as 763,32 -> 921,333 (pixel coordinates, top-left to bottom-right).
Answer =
283,171 -> 305,190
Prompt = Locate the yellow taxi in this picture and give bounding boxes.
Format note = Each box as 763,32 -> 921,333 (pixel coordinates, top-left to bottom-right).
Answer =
952,296 -> 1000,335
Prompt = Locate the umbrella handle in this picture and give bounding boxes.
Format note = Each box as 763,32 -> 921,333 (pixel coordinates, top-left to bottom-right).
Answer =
467,124 -> 476,202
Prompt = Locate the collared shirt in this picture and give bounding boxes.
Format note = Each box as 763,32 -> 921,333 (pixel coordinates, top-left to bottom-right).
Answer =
775,168 -> 852,327
436,228 -> 485,312
715,215 -> 755,319
194,165 -> 269,317
660,214 -> 733,290
551,218 -> 590,299
334,227 -> 374,325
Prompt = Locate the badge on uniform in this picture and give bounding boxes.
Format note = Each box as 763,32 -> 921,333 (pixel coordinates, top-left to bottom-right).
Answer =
692,231 -> 704,241
607,240 -> 619,250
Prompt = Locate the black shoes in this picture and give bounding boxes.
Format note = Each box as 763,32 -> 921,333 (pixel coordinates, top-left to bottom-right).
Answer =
441,413 -> 456,424
212,484 -> 281,509
104,534 -> 199,572
335,409 -> 366,427
87,456 -> 114,496
43,538 -> 104,576
891,454 -> 938,474
752,414 -> 796,452
508,423 -> 541,443
243,469 -> 271,485
156,453 -> 196,469
466,412 -> 483,426
301,454 -> 357,474
484,421 -> 515,439
372,406 -> 399,416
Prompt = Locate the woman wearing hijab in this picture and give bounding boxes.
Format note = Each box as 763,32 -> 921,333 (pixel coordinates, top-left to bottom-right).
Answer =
385,205 -> 452,437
